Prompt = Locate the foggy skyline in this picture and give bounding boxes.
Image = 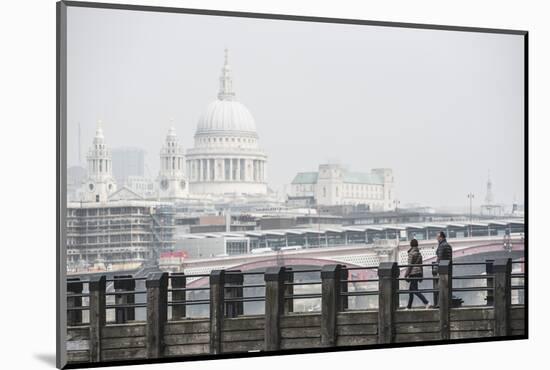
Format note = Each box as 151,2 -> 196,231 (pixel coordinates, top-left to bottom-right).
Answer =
66,7 -> 525,209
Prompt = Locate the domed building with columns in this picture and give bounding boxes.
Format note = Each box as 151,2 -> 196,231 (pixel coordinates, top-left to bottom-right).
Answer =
186,49 -> 268,196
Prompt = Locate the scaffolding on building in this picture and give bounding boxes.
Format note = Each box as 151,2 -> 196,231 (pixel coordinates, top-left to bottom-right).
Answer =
66,201 -> 175,272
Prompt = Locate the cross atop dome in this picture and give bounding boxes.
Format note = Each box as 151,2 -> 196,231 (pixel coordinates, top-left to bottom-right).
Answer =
166,125 -> 178,143
95,119 -> 104,139
167,119 -> 177,138
218,48 -> 236,101
93,119 -> 105,146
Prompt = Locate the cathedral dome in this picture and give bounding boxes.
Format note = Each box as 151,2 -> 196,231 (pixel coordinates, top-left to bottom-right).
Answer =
186,49 -> 268,196
195,49 -> 257,137
196,100 -> 256,134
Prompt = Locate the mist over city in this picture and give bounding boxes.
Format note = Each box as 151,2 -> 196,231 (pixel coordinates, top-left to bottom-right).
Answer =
66,7 -> 524,211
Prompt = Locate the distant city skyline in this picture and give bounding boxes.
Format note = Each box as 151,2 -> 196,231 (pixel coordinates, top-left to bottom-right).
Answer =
66,7 -> 525,210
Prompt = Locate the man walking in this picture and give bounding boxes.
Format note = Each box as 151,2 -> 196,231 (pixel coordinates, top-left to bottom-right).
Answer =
433,231 -> 452,306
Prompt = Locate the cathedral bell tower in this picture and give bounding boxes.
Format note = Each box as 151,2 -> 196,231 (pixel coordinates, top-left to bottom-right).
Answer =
82,120 -> 117,202
158,125 -> 188,200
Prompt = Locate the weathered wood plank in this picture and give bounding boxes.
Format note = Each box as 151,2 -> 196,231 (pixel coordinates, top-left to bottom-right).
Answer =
494,259 -> 511,337
102,336 -> 146,350
281,327 -> 321,338
164,333 -> 210,346
510,329 -> 526,336
171,274 -> 187,320
450,320 -> 495,332
101,348 -> 147,361
510,319 -> 525,330
164,344 -> 210,356
510,306 -> 525,320
395,322 -> 440,334
146,272 -> 169,359
225,272 -> 244,317
223,316 -> 265,331
222,329 -> 264,342
67,350 -> 89,363
67,327 -> 89,341
321,264 -> 342,347
336,311 -> 378,325
165,320 -> 210,335
450,330 -> 494,339
336,335 -> 378,347
438,261 -> 452,340
378,262 -> 399,344
264,267 -> 285,351
336,324 -> 377,336
280,337 -> 322,349
395,332 -> 441,343
281,314 -> 321,328
66,340 -> 89,351
88,276 -> 106,362
396,309 -> 440,323
451,308 -> 494,321
102,323 -> 146,338
222,340 -> 264,353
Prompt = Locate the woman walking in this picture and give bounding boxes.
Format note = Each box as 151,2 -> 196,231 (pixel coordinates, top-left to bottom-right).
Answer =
405,239 -> 430,309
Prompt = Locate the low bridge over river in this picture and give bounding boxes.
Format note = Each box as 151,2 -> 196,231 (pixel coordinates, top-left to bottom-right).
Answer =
175,234 -> 524,276
64,257 -> 526,366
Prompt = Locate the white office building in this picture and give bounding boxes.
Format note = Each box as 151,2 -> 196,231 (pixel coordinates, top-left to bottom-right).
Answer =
290,164 -> 395,211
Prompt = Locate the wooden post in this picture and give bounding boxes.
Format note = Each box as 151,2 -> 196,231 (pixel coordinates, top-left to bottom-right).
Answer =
88,275 -> 106,362
264,266 -> 286,351
171,273 -> 186,320
321,264 -> 342,347
114,275 -> 135,324
67,278 -> 83,326
432,261 -> 439,307
209,270 -> 225,354
377,262 -> 398,344
340,266 -> 349,311
225,270 -> 244,318
146,272 -> 168,359
438,260 -> 452,340
494,258 -> 512,337
485,260 -> 495,306
284,268 -> 294,314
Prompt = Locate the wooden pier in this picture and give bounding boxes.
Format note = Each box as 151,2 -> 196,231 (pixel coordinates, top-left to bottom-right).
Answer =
65,258 -> 525,364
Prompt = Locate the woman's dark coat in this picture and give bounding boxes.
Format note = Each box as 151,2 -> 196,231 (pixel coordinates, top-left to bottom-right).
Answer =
405,246 -> 424,282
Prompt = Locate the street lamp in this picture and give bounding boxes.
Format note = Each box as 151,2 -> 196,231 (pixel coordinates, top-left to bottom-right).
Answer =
393,199 -> 400,212
467,193 -> 475,237
503,232 -> 512,252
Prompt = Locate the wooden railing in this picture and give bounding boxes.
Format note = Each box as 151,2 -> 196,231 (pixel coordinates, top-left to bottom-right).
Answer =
66,258 -> 525,364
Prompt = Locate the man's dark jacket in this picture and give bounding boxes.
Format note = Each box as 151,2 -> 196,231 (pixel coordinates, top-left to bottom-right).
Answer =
434,238 -> 453,274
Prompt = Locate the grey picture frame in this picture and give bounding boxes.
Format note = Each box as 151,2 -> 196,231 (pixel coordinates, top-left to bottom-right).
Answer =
57,1 -> 528,368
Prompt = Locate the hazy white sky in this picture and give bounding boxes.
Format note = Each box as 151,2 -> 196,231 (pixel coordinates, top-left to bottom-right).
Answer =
67,6 -> 525,209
